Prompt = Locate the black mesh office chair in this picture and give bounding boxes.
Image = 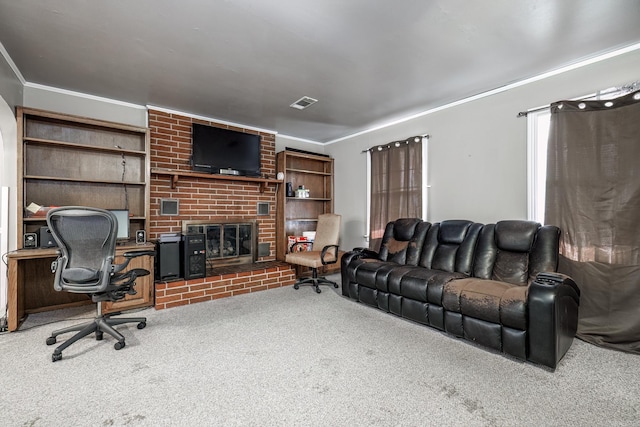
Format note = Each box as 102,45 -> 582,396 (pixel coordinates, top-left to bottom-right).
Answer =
45,206 -> 154,362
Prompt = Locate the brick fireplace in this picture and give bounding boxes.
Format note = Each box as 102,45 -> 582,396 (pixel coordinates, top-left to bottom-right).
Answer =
148,109 -> 295,309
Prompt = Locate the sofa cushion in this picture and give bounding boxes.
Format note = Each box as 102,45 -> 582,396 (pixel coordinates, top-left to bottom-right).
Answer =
492,221 -> 540,285
442,278 -> 527,330
493,251 -> 530,285
460,279 -> 510,323
399,268 -> 466,304
419,220 -> 482,275
392,218 -> 421,241
398,268 -> 442,302
354,259 -> 394,288
500,286 -> 528,330
494,220 -> 539,252
385,238 -> 410,264
377,219 -> 430,265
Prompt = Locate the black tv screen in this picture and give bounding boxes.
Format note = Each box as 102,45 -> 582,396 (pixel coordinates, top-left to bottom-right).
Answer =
191,123 -> 261,177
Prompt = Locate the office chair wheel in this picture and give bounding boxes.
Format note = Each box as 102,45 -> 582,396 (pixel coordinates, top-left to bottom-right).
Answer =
46,336 -> 57,346
333,283 -> 339,288
315,287 -> 322,294
114,341 -> 126,350
96,331 -> 104,340
52,352 -> 62,362
137,321 -> 146,329
294,283 -> 300,290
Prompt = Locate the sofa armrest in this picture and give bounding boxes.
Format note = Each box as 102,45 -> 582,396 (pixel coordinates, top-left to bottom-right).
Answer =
527,272 -> 581,369
352,248 -> 380,259
340,248 -> 378,297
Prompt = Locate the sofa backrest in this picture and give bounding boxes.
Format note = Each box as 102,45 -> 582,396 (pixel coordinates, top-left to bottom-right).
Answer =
378,218 -> 430,265
419,220 -> 482,275
472,220 -> 560,285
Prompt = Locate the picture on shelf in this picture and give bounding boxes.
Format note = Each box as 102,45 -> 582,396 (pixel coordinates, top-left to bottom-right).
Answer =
288,236 -> 312,253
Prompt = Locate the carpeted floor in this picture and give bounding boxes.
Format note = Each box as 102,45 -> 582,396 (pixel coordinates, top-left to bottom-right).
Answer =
0,274 -> 638,426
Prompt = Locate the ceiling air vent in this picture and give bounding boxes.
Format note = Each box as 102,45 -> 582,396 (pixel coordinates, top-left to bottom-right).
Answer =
290,96 -> 318,110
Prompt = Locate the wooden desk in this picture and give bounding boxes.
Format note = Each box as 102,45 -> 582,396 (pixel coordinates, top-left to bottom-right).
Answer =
7,243 -> 155,332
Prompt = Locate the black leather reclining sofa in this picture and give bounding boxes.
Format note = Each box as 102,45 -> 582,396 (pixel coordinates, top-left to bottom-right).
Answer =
341,218 -> 580,369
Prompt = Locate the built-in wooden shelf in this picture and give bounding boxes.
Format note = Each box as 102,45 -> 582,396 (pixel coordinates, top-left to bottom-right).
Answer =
24,137 -> 146,156
24,175 -> 146,186
275,150 -> 334,261
151,168 -> 281,192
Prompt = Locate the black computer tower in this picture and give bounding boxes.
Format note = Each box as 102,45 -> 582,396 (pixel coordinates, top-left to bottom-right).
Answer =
183,234 -> 206,280
156,241 -> 181,281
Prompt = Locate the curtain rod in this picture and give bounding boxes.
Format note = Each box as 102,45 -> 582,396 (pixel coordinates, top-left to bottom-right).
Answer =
361,134 -> 430,153
517,106 -> 548,118
517,81 -> 640,117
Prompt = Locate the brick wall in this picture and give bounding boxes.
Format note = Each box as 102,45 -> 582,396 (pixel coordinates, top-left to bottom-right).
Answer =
148,109 -> 295,309
155,263 -> 296,310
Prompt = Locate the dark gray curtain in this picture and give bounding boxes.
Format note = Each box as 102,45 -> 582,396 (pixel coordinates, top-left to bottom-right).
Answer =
369,136 -> 422,252
545,89 -> 640,354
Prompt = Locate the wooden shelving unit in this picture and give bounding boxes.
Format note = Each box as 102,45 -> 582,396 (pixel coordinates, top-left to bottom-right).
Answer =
275,150 -> 334,261
17,107 -> 151,242
14,107 -> 154,314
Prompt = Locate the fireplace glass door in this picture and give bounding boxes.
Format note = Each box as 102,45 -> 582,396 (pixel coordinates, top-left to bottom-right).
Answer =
184,221 -> 256,267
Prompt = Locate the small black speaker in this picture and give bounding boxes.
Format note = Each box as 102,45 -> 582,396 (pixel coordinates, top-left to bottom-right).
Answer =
24,232 -> 38,249
39,226 -> 58,248
156,241 -> 181,280
183,234 -> 206,280
286,182 -> 294,197
136,230 -> 146,244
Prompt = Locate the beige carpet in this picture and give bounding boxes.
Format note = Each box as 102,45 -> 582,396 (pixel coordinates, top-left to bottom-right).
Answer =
1,274 -> 638,426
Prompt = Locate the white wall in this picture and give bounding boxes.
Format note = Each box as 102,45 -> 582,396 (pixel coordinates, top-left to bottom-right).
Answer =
327,48 -> 640,251
0,97 -> 17,250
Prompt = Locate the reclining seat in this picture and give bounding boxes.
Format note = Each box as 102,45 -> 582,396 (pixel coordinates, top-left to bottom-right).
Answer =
441,220 -> 579,366
341,218 -> 429,308
395,220 -> 482,328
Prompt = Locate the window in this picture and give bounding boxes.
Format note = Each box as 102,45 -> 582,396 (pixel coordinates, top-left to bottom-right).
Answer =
527,109 -> 551,223
527,85 -> 637,224
365,136 -> 427,250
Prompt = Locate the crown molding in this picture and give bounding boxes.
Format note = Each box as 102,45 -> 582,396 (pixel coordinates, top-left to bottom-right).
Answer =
0,41 -> 26,85
147,104 -> 278,135
325,41 -> 640,145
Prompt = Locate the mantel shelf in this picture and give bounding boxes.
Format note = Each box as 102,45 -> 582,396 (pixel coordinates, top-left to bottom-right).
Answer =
151,168 -> 282,192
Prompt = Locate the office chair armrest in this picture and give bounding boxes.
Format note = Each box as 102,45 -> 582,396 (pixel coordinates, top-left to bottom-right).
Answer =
123,250 -> 156,259
112,250 -> 155,273
50,249 -> 64,273
320,244 -> 340,265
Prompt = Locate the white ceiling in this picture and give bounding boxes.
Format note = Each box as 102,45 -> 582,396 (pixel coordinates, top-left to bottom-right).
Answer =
1,0 -> 640,143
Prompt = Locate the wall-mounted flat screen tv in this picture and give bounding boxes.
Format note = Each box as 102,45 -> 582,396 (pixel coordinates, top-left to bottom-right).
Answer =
191,123 -> 261,177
